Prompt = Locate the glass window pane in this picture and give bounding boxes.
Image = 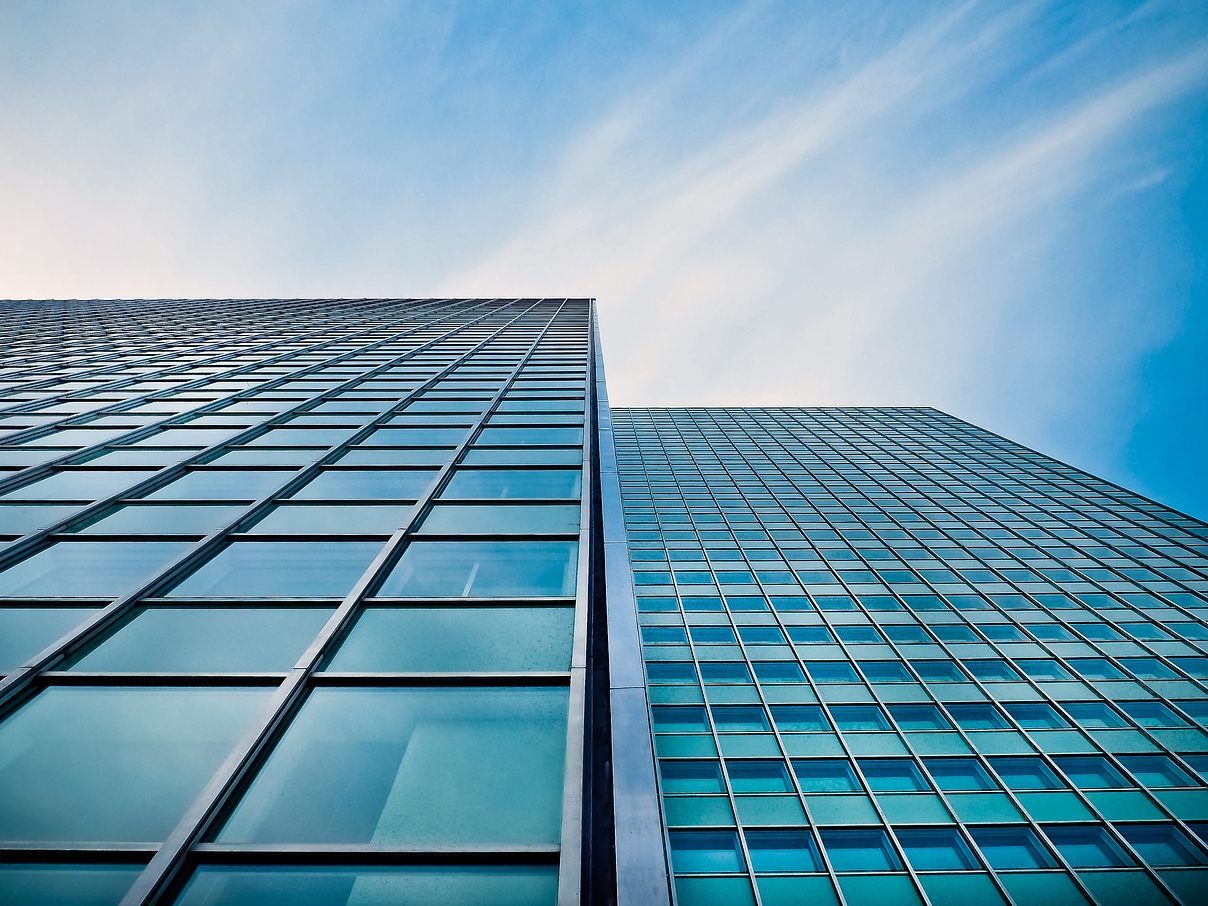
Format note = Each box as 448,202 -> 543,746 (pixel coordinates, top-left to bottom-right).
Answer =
3,471 -> 157,501
745,829 -> 822,872
793,759 -> 861,792
661,760 -> 726,794
377,541 -> 577,598
669,830 -> 746,874
860,759 -> 929,792
0,863 -> 143,906
0,504 -> 79,534
441,470 -> 581,501
821,829 -> 903,872
169,541 -> 383,598
176,864 -> 558,906
0,607 -> 96,672
1117,824 -> 1208,866
418,504 -> 580,535
67,607 -> 332,673
146,471 -> 290,501
77,505 -> 244,535
292,471 -> 435,501
1042,825 -> 1133,868
0,541 -> 189,598
217,687 -> 567,845
897,828 -> 980,870
970,827 -> 1057,870
250,505 -> 410,535
0,687 -> 270,842
326,607 -> 573,672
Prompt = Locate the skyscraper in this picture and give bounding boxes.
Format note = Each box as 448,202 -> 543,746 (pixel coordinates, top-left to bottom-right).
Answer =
0,299 -> 1205,905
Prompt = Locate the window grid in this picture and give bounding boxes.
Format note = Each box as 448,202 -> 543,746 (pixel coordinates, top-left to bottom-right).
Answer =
0,298 -> 594,906
614,407 -> 1208,906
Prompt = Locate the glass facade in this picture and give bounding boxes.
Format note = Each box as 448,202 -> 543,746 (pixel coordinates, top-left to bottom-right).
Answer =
0,298 -> 591,905
1,299 -> 1205,906
613,407 -> 1208,906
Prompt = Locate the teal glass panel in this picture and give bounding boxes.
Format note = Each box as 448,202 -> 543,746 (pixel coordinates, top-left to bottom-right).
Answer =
250,504 -> 410,534
1117,824 -> 1208,866
0,864 -> 142,906
0,541 -> 189,598
821,828 -> 903,871
1042,825 -> 1134,867
897,828 -> 980,870
661,760 -> 726,794
418,504 -> 580,535
0,687 -> 270,841
146,471 -> 289,500
0,606 -> 96,671
461,448 -> 582,466
217,687 -> 567,845
77,504 -> 244,535
669,830 -> 746,873
441,469 -> 581,500
325,606 -> 573,672
861,759 -> 929,791
1055,756 -> 1131,789
793,759 -> 860,792
170,541 -> 382,597
2,471 -> 156,501
67,607 -> 332,672
176,864 -> 558,906
890,704 -> 952,730
475,427 -> 582,446
292,470 -> 435,500
727,760 -> 793,793
653,706 -> 709,733
674,876 -> 756,906
989,757 -> 1065,790
970,827 -> 1058,869
771,705 -> 828,731
1119,755 -> 1199,788
745,829 -> 822,871
0,504 -> 78,533
377,541 -> 577,597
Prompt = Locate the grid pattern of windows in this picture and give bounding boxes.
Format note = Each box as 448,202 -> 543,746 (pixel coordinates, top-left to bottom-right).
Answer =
0,298 -> 593,905
613,407 -> 1208,906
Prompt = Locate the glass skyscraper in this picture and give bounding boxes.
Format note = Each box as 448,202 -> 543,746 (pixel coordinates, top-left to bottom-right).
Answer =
0,299 -> 1205,905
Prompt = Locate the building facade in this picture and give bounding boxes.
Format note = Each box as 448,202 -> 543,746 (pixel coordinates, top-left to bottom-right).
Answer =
0,299 -> 1205,905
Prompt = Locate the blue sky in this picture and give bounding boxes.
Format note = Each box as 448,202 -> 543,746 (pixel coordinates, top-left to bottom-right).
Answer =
1,0 -> 1206,517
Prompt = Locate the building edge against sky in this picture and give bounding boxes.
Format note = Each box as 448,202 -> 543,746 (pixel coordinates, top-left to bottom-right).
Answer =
0,299 -> 1206,906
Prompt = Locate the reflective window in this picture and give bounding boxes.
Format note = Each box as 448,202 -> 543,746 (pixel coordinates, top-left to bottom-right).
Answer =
67,607 -> 332,673
669,830 -> 745,874
377,541 -> 577,598
441,469 -> 581,500
0,864 -> 143,906
1042,825 -> 1133,868
418,504 -> 579,535
970,827 -> 1057,870
249,504 -> 410,535
0,687 -> 270,841
217,687 -> 567,845
292,470 -> 434,501
147,471 -> 289,501
821,829 -> 903,872
745,829 -> 822,872
169,541 -> 383,597
77,504 -> 244,535
0,541 -> 189,598
3,471 -> 157,501
326,606 -> 573,673
896,828 -> 979,871
0,607 -> 96,672
176,864 -> 558,906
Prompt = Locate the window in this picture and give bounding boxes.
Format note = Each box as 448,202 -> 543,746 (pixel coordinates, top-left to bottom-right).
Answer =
924,758 -> 997,792
829,705 -> 891,732
418,504 -> 580,535
712,705 -> 770,732
1004,703 -> 1070,729
1116,824 -> 1208,866
793,759 -> 861,793
1054,756 -> 1131,789
169,541 -> 383,598
727,760 -> 794,793
1064,702 -> 1127,729
377,541 -> 577,598
0,541 -> 189,598
1042,825 -> 1133,868
745,829 -> 822,873
652,706 -> 709,733
889,704 -> 951,731
0,864 -> 144,905
970,827 -> 1056,870
3,471 -> 157,501
0,687 -> 270,841
661,760 -> 726,794
1118,701 -> 1189,728
989,757 -> 1065,790
821,829 -> 903,872
176,865 -> 558,906
441,469 -> 581,500
326,606 -> 573,673
947,704 -> 1009,731
0,607 -> 96,672
250,504 -> 410,535
860,759 -> 929,792
771,705 -> 829,732
79,504 -> 244,535
896,828 -> 980,870
291,470 -> 434,500
147,470 -> 289,501
217,687 -> 566,845
1119,755 -> 1198,788
67,607 -> 332,673
669,830 -> 746,874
